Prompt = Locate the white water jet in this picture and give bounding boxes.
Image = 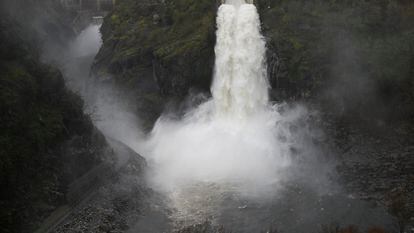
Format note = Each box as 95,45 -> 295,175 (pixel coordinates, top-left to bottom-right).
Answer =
212,1 -> 268,119
70,24 -> 102,58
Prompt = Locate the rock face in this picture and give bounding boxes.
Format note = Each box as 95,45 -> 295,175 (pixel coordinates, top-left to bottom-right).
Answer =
92,0 -> 218,125
94,0 -> 414,125
93,0 -> 216,95
256,0 -> 414,123
0,1 -> 115,232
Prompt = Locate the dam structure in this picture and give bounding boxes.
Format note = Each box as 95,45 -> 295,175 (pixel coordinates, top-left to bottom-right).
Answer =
59,0 -> 116,32
59,0 -> 116,12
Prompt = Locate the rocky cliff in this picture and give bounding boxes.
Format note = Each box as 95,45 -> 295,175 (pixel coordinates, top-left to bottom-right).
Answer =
92,0 -> 219,126
93,0 -> 216,94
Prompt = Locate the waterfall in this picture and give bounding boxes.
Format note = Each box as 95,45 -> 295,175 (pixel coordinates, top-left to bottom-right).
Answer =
212,0 -> 268,119
144,0 -> 293,195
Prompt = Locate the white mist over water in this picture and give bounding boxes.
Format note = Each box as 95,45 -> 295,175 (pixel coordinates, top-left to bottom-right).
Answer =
60,24 -> 103,93
70,24 -> 102,58
57,24 -> 145,154
144,1 -> 299,196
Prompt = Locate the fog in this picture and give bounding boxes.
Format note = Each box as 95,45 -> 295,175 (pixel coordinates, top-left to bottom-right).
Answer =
42,22 -> 146,156
322,33 -> 380,122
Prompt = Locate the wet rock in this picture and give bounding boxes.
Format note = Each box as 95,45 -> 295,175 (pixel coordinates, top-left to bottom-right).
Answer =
333,122 -> 414,230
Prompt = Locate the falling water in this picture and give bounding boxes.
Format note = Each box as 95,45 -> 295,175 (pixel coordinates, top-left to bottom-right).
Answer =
212,1 -> 269,119
145,0 -> 294,198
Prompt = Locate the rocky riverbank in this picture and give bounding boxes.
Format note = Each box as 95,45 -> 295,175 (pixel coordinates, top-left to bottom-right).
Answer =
52,142 -> 150,233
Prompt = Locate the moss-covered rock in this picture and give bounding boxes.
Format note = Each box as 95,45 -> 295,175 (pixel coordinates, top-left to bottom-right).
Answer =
92,0 -> 219,127
94,0 -> 216,95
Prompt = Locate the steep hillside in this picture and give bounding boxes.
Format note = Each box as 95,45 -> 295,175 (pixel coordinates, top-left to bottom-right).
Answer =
0,2 -> 115,232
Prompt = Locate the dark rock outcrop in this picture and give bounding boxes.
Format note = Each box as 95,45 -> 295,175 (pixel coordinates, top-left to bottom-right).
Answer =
92,0 -> 217,125
93,0 -> 216,95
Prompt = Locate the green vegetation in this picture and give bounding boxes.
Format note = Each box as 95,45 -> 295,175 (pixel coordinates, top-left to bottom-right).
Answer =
95,0 -> 216,95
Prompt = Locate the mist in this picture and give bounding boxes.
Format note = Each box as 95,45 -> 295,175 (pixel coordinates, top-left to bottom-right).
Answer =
5,1 -> 147,158
322,33 -> 381,124
70,25 -> 102,58
40,20 -> 146,156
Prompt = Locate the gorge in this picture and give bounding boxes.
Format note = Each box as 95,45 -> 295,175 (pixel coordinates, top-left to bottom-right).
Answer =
0,0 -> 413,233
